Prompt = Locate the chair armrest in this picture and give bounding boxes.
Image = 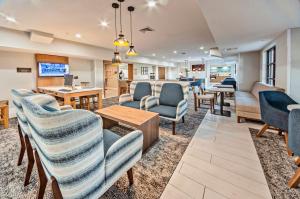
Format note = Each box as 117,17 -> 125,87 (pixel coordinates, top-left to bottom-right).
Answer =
140,95 -> 150,109
119,94 -> 133,104
145,96 -> 159,110
176,99 -> 188,120
59,105 -> 73,110
105,130 -> 143,185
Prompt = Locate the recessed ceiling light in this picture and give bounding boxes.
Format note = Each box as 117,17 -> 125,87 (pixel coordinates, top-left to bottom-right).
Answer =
204,51 -> 209,54
147,0 -> 157,8
152,53 -> 156,56
100,20 -> 109,27
173,50 -> 177,54
75,33 -> 82,38
200,46 -> 204,50
5,16 -> 17,23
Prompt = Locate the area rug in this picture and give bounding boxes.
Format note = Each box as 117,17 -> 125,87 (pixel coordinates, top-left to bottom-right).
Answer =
249,128 -> 300,199
0,95 -> 207,199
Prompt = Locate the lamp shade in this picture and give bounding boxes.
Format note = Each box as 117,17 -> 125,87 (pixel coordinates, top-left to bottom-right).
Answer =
126,45 -> 138,56
112,51 -> 122,66
114,34 -> 129,47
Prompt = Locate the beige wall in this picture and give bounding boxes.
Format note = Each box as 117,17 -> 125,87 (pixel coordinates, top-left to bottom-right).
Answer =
69,57 -> 94,86
238,51 -> 261,91
290,28 -> 300,102
260,30 -> 288,90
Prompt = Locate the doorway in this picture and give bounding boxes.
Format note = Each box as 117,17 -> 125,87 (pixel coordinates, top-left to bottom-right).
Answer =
104,61 -> 119,98
158,67 -> 166,80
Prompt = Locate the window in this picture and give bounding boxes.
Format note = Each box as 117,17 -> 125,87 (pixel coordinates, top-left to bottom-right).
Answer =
266,46 -> 276,86
141,67 -> 148,75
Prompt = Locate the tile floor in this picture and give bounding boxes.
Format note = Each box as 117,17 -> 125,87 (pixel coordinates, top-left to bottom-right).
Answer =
160,104 -> 272,199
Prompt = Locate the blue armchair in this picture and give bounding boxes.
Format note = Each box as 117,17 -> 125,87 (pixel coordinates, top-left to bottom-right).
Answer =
145,83 -> 188,135
256,91 -> 297,155
21,94 -> 143,199
288,109 -> 300,188
119,81 -> 153,109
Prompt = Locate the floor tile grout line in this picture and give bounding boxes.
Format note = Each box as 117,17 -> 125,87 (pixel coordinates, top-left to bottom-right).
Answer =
181,162 -> 269,199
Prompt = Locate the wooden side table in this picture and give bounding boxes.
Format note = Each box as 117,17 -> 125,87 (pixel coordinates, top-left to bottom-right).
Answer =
0,100 -> 9,129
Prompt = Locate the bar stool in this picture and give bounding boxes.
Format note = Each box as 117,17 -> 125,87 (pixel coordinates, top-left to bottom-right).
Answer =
193,86 -> 215,113
0,100 -> 9,129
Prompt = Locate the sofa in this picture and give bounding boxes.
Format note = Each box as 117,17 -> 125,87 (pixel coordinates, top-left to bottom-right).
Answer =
21,94 -> 143,199
236,82 -> 284,123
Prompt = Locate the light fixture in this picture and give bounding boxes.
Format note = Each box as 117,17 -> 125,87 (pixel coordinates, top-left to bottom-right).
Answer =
147,0 -> 157,8
200,46 -> 204,50
75,33 -> 82,38
173,50 -> 177,54
100,20 -> 108,27
112,3 -> 122,65
114,0 -> 129,47
126,6 -> 138,56
204,51 -> 209,54
152,53 -> 156,56
6,16 -> 17,23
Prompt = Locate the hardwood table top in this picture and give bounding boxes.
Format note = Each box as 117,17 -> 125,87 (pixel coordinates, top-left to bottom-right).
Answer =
38,86 -> 102,94
96,105 -> 159,126
0,100 -> 8,106
206,86 -> 235,93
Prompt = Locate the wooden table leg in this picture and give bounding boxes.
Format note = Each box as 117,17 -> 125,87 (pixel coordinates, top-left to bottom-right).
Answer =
2,105 -> 9,129
97,91 -> 103,110
64,95 -> 74,109
139,115 -> 160,152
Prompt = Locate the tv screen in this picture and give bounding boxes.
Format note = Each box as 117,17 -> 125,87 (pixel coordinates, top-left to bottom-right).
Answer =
38,62 -> 70,77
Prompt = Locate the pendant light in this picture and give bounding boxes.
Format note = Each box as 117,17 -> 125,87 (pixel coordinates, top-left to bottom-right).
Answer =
126,6 -> 138,56
112,3 -> 122,65
114,0 -> 129,47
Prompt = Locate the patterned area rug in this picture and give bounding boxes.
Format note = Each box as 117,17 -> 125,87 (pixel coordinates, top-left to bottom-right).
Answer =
249,128 -> 300,199
0,95 -> 207,199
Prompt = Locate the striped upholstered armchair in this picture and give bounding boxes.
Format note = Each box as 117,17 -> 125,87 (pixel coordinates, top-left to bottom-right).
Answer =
119,81 -> 153,109
11,89 -> 73,187
145,82 -> 188,135
21,94 -> 143,199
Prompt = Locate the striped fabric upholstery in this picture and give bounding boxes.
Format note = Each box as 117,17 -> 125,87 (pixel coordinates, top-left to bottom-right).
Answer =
11,89 -> 35,137
22,94 -> 143,198
105,130 -> 143,188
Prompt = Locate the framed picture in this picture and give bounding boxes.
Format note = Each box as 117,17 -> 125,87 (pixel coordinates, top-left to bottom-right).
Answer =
192,64 -> 205,72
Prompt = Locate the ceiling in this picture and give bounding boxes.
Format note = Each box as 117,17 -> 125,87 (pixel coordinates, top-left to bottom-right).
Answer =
0,0 -> 299,62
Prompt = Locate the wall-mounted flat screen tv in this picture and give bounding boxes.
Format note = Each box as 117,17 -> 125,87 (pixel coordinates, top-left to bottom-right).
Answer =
38,62 -> 70,77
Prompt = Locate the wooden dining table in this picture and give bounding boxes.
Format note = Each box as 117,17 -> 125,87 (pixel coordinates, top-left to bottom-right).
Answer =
38,86 -> 103,109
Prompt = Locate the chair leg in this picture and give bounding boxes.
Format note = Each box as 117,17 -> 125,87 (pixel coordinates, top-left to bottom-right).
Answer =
51,177 -> 63,199
237,116 -> 241,123
24,135 -> 34,186
288,168 -> 300,188
172,121 -> 176,135
127,168 -> 134,186
17,124 -> 25,166
284,132 -> 293,156
256,124 -> 269,137
34,150 -> 48,199
194,94 -> 197,111
182,116 -> 185,123
210,99 -> 213,113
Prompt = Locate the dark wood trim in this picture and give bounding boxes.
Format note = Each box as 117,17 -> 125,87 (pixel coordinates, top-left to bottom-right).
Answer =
256,124 -> 269,137
17,124 -> 25,166
24,135 -> 34,186
127,168 -> 134,186
51,177 -> 63,199
288,168 -> 300,188
172,121 -> 176,135
34,150 -> 48,199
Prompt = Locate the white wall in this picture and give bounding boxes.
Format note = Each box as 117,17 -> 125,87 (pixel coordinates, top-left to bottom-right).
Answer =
69,58 -> 94,86
290,28 -> 300,102
0,51 -> 36,117
238,51 -> 260,91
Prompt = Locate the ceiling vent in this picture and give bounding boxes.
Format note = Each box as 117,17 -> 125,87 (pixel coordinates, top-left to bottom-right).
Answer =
139,26 -> 155,33
224,47 -> 238,52
30,30 -> 54,44
209,47 -> 223,58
